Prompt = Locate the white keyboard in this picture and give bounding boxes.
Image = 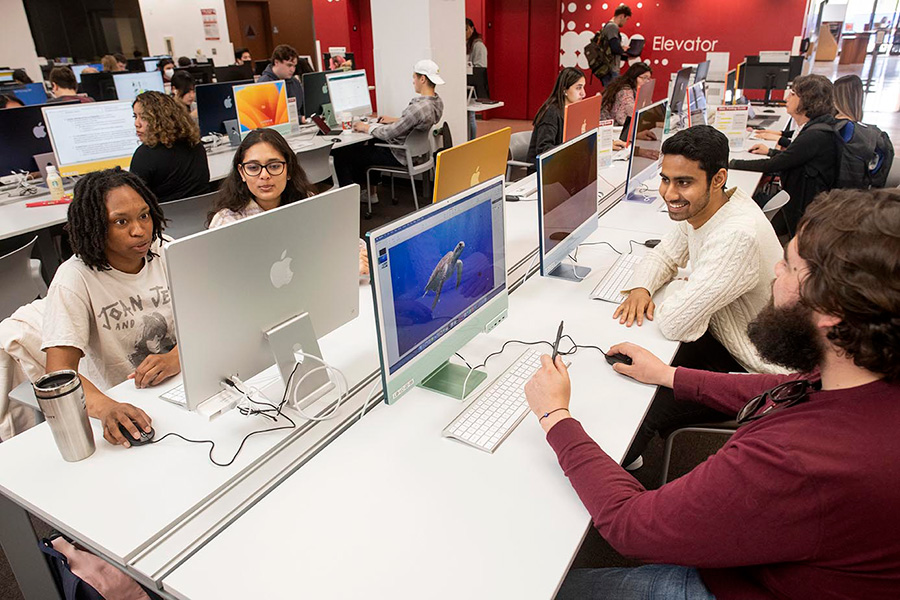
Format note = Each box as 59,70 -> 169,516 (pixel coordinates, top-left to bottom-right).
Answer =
442,348 -> 542,453
160,384 -> 187,407
590,253 -> 642,303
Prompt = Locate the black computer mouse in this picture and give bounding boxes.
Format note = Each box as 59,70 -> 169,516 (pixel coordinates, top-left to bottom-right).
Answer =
118,423 -> 155,446
644,239 -> 661,248
605,352 -> 633,367
331,137 -> 343,143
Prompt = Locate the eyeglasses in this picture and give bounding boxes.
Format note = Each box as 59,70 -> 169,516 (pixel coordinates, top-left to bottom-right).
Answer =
736,379 -> 817,425
239,161 -> 286,177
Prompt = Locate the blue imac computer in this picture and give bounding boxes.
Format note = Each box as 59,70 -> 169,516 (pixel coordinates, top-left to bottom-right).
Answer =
368,176 -> 508,404
625,98 -> 668,202
537,129 -> 598,281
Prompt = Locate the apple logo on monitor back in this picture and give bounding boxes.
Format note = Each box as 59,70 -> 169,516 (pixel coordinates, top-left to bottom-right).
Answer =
470,165 -> 481,187
224,96 -> 233,109
32,122 -> 47,139
270,250 -> 294,288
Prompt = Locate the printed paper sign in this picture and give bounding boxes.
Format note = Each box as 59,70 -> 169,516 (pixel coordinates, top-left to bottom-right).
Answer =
597,119 -> 614,169
715,105 -> 749,151
201,9 -> 219,41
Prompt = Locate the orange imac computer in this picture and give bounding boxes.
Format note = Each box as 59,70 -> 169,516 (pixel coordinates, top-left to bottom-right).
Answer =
562,94 -> 602,142
432,127 -> 511,203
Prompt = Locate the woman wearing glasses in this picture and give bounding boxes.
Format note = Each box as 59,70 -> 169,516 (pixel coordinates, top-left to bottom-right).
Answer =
130,91 -> 210,203
208,128 -> 369,274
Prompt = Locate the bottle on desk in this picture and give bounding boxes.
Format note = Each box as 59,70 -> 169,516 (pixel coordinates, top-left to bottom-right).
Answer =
45,165 -> 65,201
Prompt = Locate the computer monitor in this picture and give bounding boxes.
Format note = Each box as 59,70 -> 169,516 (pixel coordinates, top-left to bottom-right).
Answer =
232,80 -> 291,137
669,67 -> 692,114
688,82 -> 708,126
741,55 -> 803,105
323,52 -> 355,71
302,70 -> 339,118
622,78 -> 655,144
537,129 -> 598,281
694,60 -> 710,84
176,65 -> 214,85
368,176 -> 508,404
433,127 -> 511,203
9,83 -> 48,106
125,58 -> 144,72
0,69 -> 14,83
563,94 -> 602,143
80,72 -> 117,101
196,79 -> 252,135
467,67 -> 490,100
166,184 -> 361,412
42,101 -> 140,177
113,71 -> 165,102
325,69 -> 372,118
725,69 -> 737,104
0,104 -> 55,175
215,64 -> 254,83
254,60 -> 269,76
71,63 -> 103,84
625,98 -> 667,201
143,56 -> 170,72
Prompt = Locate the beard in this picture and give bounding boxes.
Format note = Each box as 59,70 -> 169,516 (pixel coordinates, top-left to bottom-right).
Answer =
747,300 -> 824,374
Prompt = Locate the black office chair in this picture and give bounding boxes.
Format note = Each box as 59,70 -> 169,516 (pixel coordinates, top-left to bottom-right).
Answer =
659,420 -> 739,486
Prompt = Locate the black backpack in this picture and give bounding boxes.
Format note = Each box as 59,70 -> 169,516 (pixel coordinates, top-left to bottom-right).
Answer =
584,31 -> 613,79
810,119 -> 895,189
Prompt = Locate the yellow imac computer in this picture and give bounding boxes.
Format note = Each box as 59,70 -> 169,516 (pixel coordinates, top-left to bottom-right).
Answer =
41,101 -> 141,177
432,127 -> 511,203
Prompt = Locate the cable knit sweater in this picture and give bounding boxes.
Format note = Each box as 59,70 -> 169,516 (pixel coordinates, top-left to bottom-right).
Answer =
627,189 -> 785,374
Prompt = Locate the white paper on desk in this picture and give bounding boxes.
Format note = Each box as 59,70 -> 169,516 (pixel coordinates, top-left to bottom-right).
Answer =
597,119 -> 614,169
715,106 -> 749,151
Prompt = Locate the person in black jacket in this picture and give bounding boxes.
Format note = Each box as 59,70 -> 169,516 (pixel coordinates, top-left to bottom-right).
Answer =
731,74 -> 838,233
258,44 -> 303,113
526,67 -> 586,171
130,91 -> 210,203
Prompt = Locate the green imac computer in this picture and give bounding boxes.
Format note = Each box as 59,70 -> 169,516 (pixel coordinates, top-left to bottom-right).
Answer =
367,176 -> 508,404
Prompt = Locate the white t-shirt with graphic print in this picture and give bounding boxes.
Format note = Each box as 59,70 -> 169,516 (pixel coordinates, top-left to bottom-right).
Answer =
41,241 -> 176,391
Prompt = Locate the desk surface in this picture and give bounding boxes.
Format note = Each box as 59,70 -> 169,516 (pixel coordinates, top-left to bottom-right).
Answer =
468,100 -> 506,112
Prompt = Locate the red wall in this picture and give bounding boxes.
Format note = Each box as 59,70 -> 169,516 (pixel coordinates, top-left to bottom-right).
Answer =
311,0 -> 376,111
466,0 -> 486,31
560,0 -> 808,101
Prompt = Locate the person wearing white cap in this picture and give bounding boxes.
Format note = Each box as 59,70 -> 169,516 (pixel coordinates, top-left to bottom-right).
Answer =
334,59 -> 445,205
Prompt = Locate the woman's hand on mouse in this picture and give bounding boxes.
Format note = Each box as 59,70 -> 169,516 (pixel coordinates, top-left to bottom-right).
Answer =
606,342 -> 676,388
96,398 -> 152,447
525,355 -> 572,433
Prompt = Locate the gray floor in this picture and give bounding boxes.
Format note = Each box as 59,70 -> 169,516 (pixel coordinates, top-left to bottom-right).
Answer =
2,54 -> 899,599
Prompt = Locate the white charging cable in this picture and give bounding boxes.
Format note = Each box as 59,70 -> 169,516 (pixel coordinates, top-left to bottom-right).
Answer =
359,380 -> 383,422
287,352 -> 350,422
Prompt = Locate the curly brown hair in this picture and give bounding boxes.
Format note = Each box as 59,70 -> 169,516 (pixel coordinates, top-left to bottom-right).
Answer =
790,74 -> 835,120
133,91 -> 200,148
796,188 -> 900,379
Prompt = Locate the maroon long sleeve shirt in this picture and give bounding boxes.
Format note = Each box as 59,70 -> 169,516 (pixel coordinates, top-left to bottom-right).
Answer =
546,368 -> 900,599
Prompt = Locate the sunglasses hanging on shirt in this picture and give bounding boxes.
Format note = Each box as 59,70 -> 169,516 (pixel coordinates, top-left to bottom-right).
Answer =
736,379 -> 821,425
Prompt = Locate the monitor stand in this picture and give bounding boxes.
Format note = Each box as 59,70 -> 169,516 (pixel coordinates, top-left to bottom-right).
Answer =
264,312 -> 335,411
546,261 -> 591,282
420,361 -> 487,401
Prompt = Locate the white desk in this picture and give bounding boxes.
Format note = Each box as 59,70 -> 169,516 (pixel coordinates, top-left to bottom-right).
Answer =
468,100 -> 505,113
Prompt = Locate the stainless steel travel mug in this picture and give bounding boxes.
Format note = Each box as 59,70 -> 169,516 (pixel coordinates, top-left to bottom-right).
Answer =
33,370 -> 95,462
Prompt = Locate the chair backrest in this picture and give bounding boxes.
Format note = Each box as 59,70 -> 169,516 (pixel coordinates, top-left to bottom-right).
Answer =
296,142 -> 336,185
407,127 -> 434,160
509,131 -> 532,163
762,189 -> 790,222
162,190 -> 221,239
0,237 -> 43,321
886,154 -> 900,188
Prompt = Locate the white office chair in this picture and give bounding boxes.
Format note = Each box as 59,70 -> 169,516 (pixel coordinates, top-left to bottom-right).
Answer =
506,131 -> 532,181
297,142 -> 339,187
762,190 -> 790,223
365,127 -> 436,218
162,190 -> 220,239
0,237 -> 47,322
885,154 -> 900,189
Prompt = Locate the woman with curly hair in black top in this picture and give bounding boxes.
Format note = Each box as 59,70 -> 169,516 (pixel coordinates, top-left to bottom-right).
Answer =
129,90 -> 210,203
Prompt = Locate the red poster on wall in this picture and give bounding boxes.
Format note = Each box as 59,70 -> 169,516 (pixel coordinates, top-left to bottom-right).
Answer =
559,0 -> 807,99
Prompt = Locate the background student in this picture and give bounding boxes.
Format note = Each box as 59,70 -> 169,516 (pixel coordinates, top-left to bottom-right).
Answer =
12,68 -> 32,85
177,56 -> 192,68
101,54 -> 122,73
170,70 -> 197,120
208,128 -> 369,275
833,74 -> 864,121
157,58 -> 175,84
600,3 -> 632,87
113,53 -> 128,71
466,17 -> 488,140
235,47 -> 252,66
47,67 -> 94,103
43,168 -> 175,448
600,62 -> 652,125
526,67 -> 585,170
733,74 -> 839,233
129,91 -> 209,203
258,45 -> 302,109
0,94 -> 23,109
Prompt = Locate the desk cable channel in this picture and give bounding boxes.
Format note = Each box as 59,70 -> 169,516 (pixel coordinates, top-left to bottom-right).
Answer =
148,352 -> 349,467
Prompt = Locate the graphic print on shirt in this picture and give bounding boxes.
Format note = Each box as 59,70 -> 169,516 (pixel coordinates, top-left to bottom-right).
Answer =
95,286 -> 175,369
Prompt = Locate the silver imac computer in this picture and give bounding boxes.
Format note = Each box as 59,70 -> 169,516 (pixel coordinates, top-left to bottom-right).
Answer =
112,71 -> 165,102
368,176 -> 508,404
625,98 -> 668,202
325,69 -> 372,118
688,82 -> 708,126
537,129 -> 598,282
165,185 -> 361,415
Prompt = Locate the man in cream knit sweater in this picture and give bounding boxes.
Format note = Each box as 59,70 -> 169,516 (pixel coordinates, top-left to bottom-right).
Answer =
613,125 -> 784,468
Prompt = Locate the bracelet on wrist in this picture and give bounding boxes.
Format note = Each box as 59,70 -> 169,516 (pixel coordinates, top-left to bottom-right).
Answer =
539,407 -> 569,421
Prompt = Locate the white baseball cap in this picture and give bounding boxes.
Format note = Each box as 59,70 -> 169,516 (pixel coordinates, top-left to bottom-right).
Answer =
414,59 -> 445,85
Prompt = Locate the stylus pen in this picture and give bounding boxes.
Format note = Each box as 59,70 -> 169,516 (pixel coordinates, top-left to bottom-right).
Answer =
551,321 -> 564,362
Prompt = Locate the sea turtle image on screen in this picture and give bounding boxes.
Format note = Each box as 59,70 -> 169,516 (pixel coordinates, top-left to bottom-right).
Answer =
422,241 -> 465,308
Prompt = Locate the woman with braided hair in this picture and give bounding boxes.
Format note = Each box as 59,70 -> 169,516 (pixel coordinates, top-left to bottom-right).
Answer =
130,90 -> 210,203
42,168 -> 176,447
